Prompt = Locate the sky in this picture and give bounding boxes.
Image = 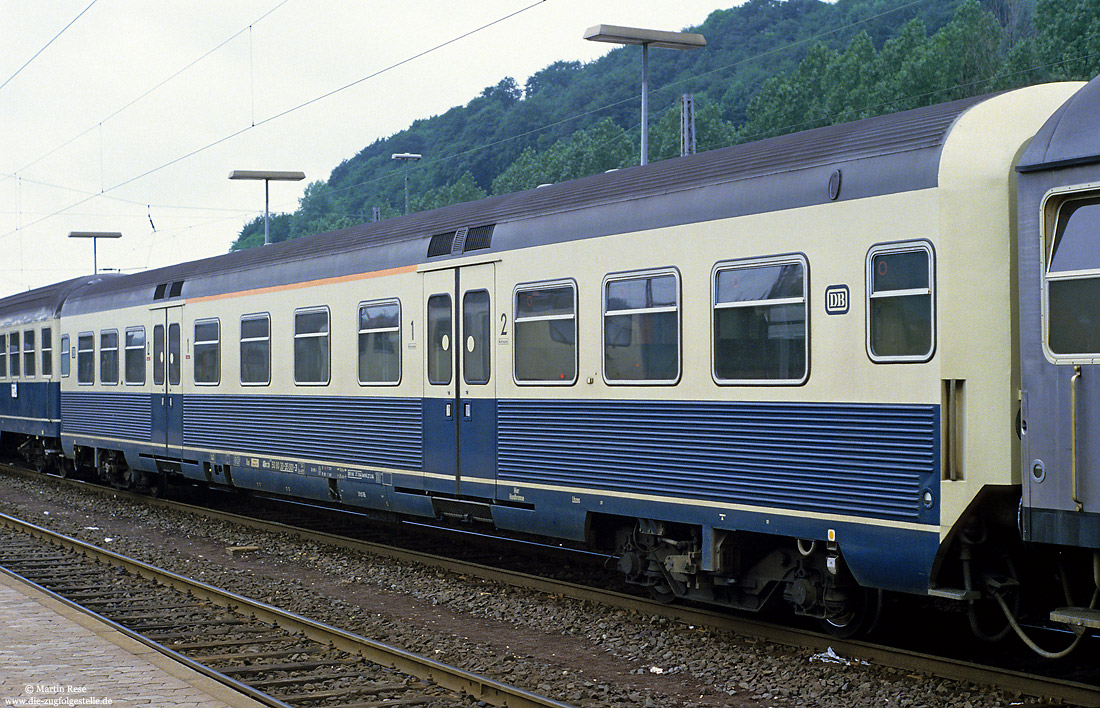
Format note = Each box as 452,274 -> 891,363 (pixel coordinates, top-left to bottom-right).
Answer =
0,0 -> 733,297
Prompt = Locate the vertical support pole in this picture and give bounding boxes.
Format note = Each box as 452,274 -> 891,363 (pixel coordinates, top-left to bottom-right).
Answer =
681,93 -> 696,157
92,238 -> 98,275
640,42 -> 649,166
263,178 -> 271,246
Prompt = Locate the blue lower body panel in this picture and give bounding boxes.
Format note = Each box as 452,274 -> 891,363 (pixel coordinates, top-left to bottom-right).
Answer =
0,381 -> 60,438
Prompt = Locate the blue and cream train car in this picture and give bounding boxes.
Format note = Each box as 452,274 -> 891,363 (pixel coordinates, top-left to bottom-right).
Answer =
0,275 -> 105,471
5,75 -> 1100,645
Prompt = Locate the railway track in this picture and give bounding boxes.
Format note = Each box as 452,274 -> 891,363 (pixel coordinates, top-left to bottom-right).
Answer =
0,508 -> 575,708
3,463 -> 1100,707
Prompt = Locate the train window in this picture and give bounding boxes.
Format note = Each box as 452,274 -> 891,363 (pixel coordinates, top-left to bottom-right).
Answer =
240,314 -> 270,386
9,332 -> 19,377
514,282 -> 577,385
294,308 -> 330,385
358,300 -> 400,385
193,319 -> 220,385
713,256 -> 808,384
152,325 -> 165,386
1047,196 -> 1100,356
22,329 -> 35,378
41,328 -> 52,378
100,330 -> 119,385
603,270 -> 680,384
427,294 -> 452,385
76,333 -> 94,385
59,335 -> 69,378
124,327 -> 146,385
463,290 -> 491,385
0,333 -> 6,378
866,242 -> 935,362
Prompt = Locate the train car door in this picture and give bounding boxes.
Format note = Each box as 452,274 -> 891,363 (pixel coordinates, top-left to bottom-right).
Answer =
1020,187 -> 1100,548
150,305 -> 183,457
421,263 -> 497,499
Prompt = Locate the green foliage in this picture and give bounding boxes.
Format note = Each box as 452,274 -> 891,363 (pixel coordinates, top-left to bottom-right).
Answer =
491,118 -> 636,194
232,0 -> 1099,251
739,0 -> 1017,141
413,172 -> 487,212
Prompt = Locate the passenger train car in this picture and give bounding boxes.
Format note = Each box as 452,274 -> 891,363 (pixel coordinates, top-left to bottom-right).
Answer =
3,74 -> 1100,649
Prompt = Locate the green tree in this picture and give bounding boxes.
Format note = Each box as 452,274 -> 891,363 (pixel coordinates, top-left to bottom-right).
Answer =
491,118 -> 635,194
412,172 -> 488,212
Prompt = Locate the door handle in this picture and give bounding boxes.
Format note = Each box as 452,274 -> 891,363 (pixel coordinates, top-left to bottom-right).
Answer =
464,402 -> 472,420
1071,365 -> 1084,512
445,402 -> 453,420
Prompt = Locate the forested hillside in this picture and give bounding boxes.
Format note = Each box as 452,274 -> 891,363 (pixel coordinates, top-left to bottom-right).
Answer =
231,0 -> 1100,250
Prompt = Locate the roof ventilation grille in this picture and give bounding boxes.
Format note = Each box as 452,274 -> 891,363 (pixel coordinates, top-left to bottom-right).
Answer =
427,231 -> 455,257
464,224 -> 494,252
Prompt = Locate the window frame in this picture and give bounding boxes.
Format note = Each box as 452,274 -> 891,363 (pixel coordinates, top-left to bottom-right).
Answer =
357,299 -> 402,386
124,326 -> 146,386
99,329 -> 119,385
40,327 -> 52,378
0,331 -> 8,379
293,306 -> 330,386
59,334 -> 70,378
512,279 -> 578,386
711,253 -> 810,386
192,318 -> 221,386
76,332 -> 95,386
0,331 -> 7,380
23,329 -> 35,378
9,332 -> 20,378
239,312 -> 271,387
865,240 -> 936,364
602,267 -> 682,386
1041,186 -> 1100,364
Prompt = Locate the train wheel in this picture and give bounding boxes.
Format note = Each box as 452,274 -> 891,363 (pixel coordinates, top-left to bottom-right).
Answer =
821,588 -> 882,639
649,582 -> 677,604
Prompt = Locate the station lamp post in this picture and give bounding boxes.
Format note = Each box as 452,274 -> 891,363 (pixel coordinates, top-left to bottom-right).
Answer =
228,170 -> 306,246
68,231 -> 122,274
391,153 -> 422,215
583,25 -> 706,166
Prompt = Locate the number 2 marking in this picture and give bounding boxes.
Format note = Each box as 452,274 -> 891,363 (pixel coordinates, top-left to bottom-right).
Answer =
500,312 -> 508,336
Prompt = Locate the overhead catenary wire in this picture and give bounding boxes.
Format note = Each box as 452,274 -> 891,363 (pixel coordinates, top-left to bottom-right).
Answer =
0,0 -> 550,244
0,0 -> 99,94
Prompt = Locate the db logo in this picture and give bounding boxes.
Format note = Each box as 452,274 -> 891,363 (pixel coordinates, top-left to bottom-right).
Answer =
825,285 -> 849,315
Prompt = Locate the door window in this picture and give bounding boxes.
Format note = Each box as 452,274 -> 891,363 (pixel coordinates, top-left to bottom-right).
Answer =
462,290 -> 490,385
153,325 -> 165,386
427,294 -> 452,385
168,323 -> 181,386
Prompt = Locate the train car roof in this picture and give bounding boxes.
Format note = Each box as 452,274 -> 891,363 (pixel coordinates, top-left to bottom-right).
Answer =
59,90 -> 995,315
1018,73 -> 1100,173
0,274 -> 120,328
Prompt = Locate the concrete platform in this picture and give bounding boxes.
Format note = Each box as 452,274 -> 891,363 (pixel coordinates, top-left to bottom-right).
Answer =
0,569 -> 270,708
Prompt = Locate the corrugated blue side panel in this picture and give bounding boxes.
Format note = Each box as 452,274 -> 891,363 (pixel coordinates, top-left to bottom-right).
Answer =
498,400 -> 938,523
61,391 -> 151,440
183,394 -> 423,471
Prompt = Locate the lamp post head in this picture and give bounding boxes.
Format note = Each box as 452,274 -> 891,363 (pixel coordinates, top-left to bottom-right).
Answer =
391,153 -> 422,162
228,170 -> 305,181
582,25 -> 705,50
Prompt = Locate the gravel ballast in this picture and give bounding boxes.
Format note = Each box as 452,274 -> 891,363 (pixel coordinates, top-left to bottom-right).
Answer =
0,472 -> 1051,708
